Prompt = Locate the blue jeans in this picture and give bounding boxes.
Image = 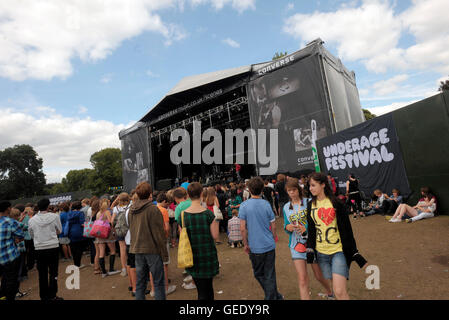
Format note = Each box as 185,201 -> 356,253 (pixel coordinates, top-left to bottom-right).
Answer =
316,251 -> 349,280
135,254 -> 166,300
249,249 -> 283,300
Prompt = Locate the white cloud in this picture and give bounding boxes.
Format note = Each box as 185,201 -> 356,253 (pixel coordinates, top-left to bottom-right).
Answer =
100,73 -> 113,84
0,106 -> 132,183
366,100 -> 419,116
78,106 -> 88,114
146,70 -> 160,78
190,0 -> 256,13
222,38 -> 240,48
285,3 -> 294,11
283,0 -> 449,75
372,74 -> 409,96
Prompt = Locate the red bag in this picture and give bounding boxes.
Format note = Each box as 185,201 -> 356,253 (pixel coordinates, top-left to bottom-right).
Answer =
89,214 -> 111,239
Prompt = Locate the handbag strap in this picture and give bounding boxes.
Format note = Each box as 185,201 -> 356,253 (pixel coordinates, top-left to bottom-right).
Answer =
181,210 -> 185,228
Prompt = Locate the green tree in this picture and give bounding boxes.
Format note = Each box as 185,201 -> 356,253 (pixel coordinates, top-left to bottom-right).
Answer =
62,168 -> 94,192
272,51 -> 288,60
0,144 -> 46,199
363,109 -> 377,121
88,148 -> 122,195
439,76 -> 449,91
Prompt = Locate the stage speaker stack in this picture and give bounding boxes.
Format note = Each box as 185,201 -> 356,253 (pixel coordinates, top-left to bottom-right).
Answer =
156,179 -> 173,191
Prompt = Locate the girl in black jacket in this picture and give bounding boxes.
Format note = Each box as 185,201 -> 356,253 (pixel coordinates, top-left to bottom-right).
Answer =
306,172 -> 367,300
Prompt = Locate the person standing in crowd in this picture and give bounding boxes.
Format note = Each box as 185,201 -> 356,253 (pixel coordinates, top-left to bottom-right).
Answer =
327,173 -> 337,195
22,206 -> 36,271
216,184 -> 228,234
112,193 -> 131,277
275,174 -> 289,218
58,202 -> 72,262
0,201 -> 25,300
124,198 -> 137,297
16,204 -> 30,281
346,174 -> 365,218
283,178 -> 333,300
166,190 -> 178,248
128,182 -> 168,300
306,173 -> 367,300
86,197 -> 98,267
263,179 -> 275,214
67,201 -> 86,268
234,162 -> 242,181
182,182 -> 220,300
10,208 -> 29,298
242,180 -> 251,201
89,199 -> 101,274
228,209 -> 243,248
28,198 -> 63,300
239,177 -> 283,300
96,199 -> 121,278
154,192 -> 176,296
181,178 -> 190,191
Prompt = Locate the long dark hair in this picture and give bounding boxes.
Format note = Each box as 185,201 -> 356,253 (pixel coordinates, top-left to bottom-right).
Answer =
309,172 -> 336,206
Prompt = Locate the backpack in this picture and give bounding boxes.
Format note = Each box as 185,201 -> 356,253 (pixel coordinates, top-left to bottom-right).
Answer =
114,205 -> 130,238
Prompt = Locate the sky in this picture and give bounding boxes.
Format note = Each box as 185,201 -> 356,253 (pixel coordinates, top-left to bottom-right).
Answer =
1,0 -> 448,183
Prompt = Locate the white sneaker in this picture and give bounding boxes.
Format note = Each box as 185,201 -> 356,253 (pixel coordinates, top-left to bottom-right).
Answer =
107,270 -> 121,276
120,268 -> 127,277
230,244 -> 235,248
182,282 -> 196,290
390,218 -> 401,223
166,285 -> 176,295
183,275 -> 193,283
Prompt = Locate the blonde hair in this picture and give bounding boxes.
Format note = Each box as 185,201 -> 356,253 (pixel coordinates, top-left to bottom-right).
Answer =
205,186 -> 216,206
100,198 -> 110,212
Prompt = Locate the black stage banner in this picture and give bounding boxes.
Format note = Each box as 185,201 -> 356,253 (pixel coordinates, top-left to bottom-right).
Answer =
316,113 -> 411,197
247,54 -> 332,174
121,123 -> 151,192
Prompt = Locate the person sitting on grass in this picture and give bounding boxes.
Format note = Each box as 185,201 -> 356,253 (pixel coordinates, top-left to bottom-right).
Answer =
365,189 -> 388,216
389,191 -> 436,223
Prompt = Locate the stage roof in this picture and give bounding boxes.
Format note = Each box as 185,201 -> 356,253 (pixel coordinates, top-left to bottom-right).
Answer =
122,38 -> 356,134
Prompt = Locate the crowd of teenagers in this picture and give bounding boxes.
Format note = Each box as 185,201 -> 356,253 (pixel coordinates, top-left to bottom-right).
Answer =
0,171 -> 438,301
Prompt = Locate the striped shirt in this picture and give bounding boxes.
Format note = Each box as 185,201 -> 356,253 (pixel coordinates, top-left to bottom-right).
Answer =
0,216 -> 25,265
227,217 -> 242,241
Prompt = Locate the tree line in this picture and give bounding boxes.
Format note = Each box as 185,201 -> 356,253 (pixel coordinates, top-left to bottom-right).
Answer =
0,145 -> 122,200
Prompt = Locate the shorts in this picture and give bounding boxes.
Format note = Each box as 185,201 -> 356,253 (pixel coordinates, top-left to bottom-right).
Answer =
116,236 -> 125,241
59,237 -> 70,245
163,241 -> 170,265
126,245 -> 135,268
316,251 -> 349,280
289,243 -> 307,260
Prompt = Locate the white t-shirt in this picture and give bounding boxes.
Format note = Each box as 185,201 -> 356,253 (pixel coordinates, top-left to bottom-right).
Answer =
125,208 -> 131,245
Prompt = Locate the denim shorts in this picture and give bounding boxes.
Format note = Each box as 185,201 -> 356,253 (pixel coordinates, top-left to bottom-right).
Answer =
316,251 -> 349,280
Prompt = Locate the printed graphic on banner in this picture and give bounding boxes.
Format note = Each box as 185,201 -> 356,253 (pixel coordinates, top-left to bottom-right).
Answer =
121,125 -> 150,191
316,113 -> 411,197
247,55 -> 332,174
